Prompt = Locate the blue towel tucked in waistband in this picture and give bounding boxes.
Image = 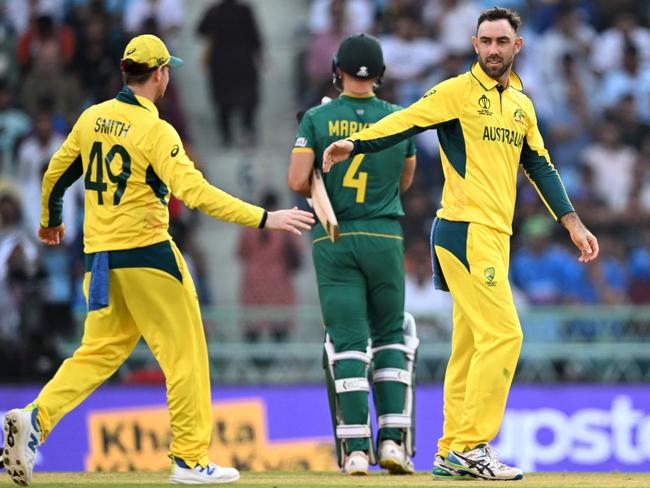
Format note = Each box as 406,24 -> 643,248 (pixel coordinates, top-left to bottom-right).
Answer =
88,251 -> 109,311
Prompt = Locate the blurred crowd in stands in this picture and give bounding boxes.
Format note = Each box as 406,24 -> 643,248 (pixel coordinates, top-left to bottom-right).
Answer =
0,0 -> 202,380
296,0 -> 650,336
2,0 -> 650,381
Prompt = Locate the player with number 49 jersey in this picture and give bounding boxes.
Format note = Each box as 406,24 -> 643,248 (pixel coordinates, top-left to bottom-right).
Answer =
41,86 -> 262,253
10,34 -> 314,488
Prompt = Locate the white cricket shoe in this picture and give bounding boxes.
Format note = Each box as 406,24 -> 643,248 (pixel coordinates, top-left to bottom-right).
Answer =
378,440 -> 414,475
3,408 -> 41,486
169,458 -> 240,484
342,451 -> 368,475
447,444 -> 524,481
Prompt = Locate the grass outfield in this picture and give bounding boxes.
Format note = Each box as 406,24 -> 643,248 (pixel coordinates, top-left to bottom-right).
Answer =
1,472 -> 650,488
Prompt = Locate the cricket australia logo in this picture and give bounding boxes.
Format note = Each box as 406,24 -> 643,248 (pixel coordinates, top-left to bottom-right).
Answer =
484,267 -> 497,287
514,108 -> 526,125
478,95 -> 493,116
357,66 -> 369,77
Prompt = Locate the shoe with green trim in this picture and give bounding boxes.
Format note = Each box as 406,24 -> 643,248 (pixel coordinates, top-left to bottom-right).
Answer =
432,454 -> 476,481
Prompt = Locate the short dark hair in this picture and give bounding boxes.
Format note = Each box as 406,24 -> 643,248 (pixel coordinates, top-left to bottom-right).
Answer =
120,58 -> 157,85
477,7 -> 522,33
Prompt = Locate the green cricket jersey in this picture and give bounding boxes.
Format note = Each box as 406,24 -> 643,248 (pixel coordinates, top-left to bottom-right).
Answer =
293,92 -> 415,222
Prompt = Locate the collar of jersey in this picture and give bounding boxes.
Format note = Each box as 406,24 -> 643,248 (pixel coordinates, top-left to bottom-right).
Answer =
116,86 -> 159,117
470,62 -> 523,92
340,91 -> 375,99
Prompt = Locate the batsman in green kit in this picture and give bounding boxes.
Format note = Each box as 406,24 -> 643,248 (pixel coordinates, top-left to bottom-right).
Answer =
289,34 -> 418,475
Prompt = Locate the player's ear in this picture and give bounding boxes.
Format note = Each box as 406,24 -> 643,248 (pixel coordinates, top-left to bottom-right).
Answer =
514,36 -> 523,54
471,36 -> 479,54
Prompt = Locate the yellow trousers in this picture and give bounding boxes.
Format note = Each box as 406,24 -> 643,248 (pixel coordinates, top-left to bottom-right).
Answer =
432,220 -> 522,456
34,240 -> 212,467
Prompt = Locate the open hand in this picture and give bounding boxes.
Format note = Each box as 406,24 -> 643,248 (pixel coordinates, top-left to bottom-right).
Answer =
570,227 -> 599,263
323,140 -> 354,173
38,225 -> 65,246
265,207 -> 315,235
561,213 -> 599,263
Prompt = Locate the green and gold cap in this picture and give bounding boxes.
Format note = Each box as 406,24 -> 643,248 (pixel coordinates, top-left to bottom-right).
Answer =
120,34 -> 183,72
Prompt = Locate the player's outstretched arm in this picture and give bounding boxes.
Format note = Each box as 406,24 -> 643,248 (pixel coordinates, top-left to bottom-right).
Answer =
323,140 -> 354,173
38,225 -> 65,246
265,207 -> 315,236
560,212 -> 599,263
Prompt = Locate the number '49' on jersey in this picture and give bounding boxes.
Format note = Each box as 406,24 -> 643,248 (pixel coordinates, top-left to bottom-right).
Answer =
40,86 -> 264,253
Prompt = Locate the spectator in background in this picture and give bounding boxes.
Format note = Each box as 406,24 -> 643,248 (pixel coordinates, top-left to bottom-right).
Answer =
380,13 -> 443,106
400,189 -> 435,247
563,239 -> 627,305
304,0 -> 349,104
599,43 -> 650,124
591,11 -> 650,75
18,15 -> 81,125
562,235 -> 629,340
16,102 -> 65,238
424,52 -> 466,91
607,94 -> 650,151
16,102 -> 83,326
170,219 -> 212,306
423,0 -> 481,59
593,236 -> 629,305
537,6 -> 595,94
532,0 -> 597,34
544,78 -> 594,193
569,164 -> 611,228
64,0 -> 128,55
197,0 -> 263,147
374,0 -> 423,35
308,0 -> 373,35
71,14 -> 123,104
537,50 -> 595,123
629,229 -> 650,303
511,215 -> 572,306
0,184 -> 53,381
630,135 -> 650,216
123,0 -> 182,42
404,238 -> 452,340
6,0 -> 64,36
0,0 -> 19,88
237,191 -> 303,343
17,14 -> 74,73
580,121 -> 637,214
0,79 -> 30,175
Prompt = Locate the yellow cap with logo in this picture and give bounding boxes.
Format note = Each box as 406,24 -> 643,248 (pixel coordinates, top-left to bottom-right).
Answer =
120,34 -> 183,72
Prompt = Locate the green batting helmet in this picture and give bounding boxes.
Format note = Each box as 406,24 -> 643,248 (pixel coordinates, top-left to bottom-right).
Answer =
332,33 -> 385,90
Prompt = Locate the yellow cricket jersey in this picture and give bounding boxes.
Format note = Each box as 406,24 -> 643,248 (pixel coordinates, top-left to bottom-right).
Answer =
41,87 -> 265,253
347,63 -> 574,235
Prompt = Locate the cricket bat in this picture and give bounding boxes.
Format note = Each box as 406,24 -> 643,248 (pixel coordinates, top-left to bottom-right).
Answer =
310,168 -> 339,242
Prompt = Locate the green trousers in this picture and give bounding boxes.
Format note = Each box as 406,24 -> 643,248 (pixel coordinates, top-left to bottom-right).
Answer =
313,219 -> 407,453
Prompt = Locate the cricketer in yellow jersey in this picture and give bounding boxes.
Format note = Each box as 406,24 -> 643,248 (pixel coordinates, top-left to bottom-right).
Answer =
323,7 -> 599,482
1,34 -> 313,487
